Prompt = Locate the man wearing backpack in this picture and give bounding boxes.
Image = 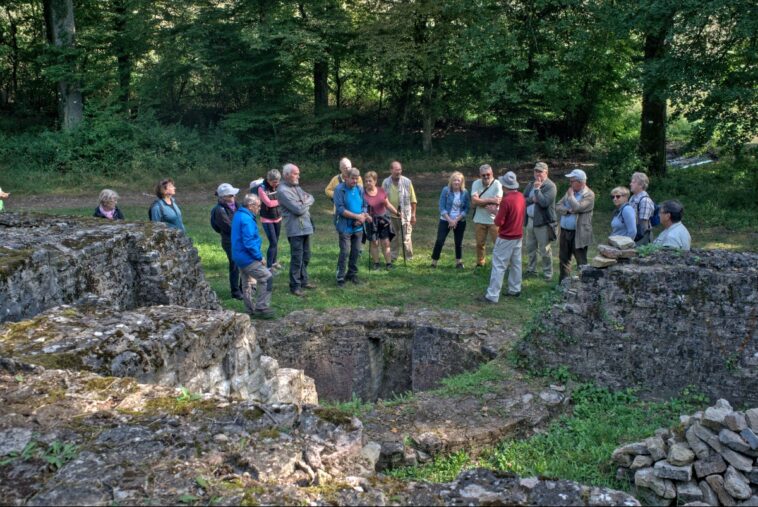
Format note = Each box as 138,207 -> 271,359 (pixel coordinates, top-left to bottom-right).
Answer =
629,172 -> 656,245
212,183 -> 243,300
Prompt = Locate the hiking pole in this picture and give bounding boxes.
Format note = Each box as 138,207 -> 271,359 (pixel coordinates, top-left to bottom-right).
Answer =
398,203 -> 408,266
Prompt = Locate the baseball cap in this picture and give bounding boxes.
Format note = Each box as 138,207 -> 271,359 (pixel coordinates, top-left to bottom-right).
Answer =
216,183 -> 240,197
565,169 -> 587,181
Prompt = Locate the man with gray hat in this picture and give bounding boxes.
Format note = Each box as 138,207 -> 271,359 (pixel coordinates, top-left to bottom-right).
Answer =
211,182 -> 243,299
522,162 -> 556,281
556,168 -> 595,282
471,164 -> 503,268
480,171 -> 526,302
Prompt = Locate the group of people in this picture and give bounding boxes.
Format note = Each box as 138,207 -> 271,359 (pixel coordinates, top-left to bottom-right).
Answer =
81,158 -> 691,317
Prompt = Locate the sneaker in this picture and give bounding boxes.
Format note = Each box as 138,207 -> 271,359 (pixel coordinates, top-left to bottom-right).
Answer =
272,262 -> 284,270
385,263 -> 394,270
232,293 -> 244,300
477,295 -> 497,304
303,283 -> 318,290
290,288 -> 305,297
372,262 -> 382,270
504,291 -> 521,298
337,280 -> 345,288
455,262 -> 465,269
430,263 -> 437,269
543,275 -> 553,282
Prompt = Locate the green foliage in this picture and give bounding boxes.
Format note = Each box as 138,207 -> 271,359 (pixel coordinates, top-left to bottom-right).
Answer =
177,386 -> 203,403
387,450 -> 471,483
319,393 -> 374,418
44,441 -> 78,471
433,361 -> 509,398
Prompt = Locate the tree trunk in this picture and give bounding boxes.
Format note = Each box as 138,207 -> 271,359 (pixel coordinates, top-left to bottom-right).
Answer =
314,59 -> 328,114
333,57 -> 342,109
43,0 -> 82,130
6,7 -> 19,104
640,29 -> 668,176
421,79 -> 435,154
113,0 -> 132,115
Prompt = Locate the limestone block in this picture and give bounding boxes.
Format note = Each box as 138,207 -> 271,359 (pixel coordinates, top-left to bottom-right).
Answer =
636,467 -> 677,498
747,467 -> 758,485
608,236 -> 636,249
726,413 -> 749,432
746,409 -> 758,433
694,453 -> 727,478
653,460 -> 693,482
725,466 -> 753,500
721,428 -> 754,454
705,474 -> 737,506
703,403 -> 733,431
741,428 -> 758,450
720,446 -> 756,473
668,442 -> 695,466
693,423 -> 724,453
645,436 -> 668,462
0,428 -> 32,456
687,426 -> 713,460
631,455 -> 654,470
676,480 -> 704,504
634,486 -> 673,506
699,480 -> 719,506
591,255 -> 617,268
598,244 -> 622,259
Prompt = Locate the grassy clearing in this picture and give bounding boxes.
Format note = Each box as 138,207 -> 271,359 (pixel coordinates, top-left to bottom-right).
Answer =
387,384 -> 709,490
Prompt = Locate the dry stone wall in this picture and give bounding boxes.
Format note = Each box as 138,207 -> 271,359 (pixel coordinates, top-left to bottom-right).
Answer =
613,399 -> 758,506
0,212 -> 218,323
517,250 -> 758,405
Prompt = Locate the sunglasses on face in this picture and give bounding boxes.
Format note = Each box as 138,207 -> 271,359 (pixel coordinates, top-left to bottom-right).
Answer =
612,195 -> 623,199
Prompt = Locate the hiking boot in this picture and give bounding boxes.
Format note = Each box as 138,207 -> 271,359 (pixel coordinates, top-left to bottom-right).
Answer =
290,288 -> 305,297
348,276 -> 362,285
337,280 -> 345,288
477,295 -> 497,304
385,263 -> 394,270
303,283 -> 318,290
232,293 -> 244,301
504,291 -> 521,298
455,262 -> 465,269
372,262 -> 382,270
252,308 -> 276,320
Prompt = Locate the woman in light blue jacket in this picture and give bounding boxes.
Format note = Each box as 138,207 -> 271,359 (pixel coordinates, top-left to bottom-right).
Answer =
609,186 -> 637,239
431,171 -> 470,269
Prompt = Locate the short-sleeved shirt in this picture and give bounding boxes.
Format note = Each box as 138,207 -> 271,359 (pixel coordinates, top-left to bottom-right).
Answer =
388,182 -> 417,209
471,178 -> 503,225
364,188 -> 388,217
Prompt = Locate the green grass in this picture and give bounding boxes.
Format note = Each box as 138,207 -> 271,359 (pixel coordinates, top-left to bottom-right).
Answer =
386,384 -> 709,490
431,361 -> 510,398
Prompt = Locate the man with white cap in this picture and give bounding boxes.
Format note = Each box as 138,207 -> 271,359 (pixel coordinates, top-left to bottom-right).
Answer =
522,162 -> 556,281
556,168 -> 595,282
480,171 -> 526,303
211,182 -> 243,299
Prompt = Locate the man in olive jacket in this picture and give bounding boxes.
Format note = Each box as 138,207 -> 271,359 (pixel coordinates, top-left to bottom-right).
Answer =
522,162 -> 556,281
556,168 -> 595,282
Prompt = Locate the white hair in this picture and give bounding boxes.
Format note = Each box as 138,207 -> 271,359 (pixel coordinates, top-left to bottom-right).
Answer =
339,157 -> 352,171
282,163 -> 298,177
99,189 -> 119,204
243,193 -> 260,207
267,169 -> 281,181
479,164 -> 492,174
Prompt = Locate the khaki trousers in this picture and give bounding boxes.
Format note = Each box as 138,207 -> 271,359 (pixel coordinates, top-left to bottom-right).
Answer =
390,216 -> 413,261
525,217 -> 553,279
474,222 -> 499,266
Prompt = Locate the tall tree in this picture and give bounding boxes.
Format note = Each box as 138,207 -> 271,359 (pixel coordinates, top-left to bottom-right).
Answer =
43,0 -> 82,129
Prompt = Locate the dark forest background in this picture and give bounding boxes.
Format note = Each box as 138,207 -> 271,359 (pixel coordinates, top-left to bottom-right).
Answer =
0,0 -> 756,188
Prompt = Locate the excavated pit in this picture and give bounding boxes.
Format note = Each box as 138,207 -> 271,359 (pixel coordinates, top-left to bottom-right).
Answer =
255,308 -> 509,402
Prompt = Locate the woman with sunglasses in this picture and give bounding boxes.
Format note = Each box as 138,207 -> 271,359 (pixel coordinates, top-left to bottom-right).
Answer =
609,186 -> 636,240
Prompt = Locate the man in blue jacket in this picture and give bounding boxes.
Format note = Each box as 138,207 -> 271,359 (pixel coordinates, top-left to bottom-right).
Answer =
231,194 -> 274,319
333,167 -> 370,287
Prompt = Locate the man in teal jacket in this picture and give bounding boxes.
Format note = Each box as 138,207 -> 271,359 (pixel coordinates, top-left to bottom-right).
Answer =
231,194 -> 274,319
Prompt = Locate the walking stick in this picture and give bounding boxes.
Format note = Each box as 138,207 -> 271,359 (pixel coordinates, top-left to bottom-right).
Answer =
398,203 -> 408,266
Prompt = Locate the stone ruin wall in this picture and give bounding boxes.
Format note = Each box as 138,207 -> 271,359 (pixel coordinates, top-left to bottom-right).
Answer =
0,212 -> 219,323
518,249 -> 758,406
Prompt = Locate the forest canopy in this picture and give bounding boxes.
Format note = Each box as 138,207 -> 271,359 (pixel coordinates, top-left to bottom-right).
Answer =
1,0 -> 756,176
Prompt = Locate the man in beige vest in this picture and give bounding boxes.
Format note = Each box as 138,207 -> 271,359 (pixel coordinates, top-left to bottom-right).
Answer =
556,169 -> 595,282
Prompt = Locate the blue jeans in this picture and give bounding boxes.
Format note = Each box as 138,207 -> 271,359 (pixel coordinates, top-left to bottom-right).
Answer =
262,221 -> 281,267
221,240 -> 242,296
337,231 -> 363,282
288,234 -> 311,291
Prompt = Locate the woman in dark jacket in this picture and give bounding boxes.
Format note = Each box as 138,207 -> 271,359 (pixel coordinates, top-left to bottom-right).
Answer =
93,189 -> 124,220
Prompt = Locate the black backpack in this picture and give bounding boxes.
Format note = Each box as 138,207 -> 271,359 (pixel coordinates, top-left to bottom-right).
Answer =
210,204 -> 223,233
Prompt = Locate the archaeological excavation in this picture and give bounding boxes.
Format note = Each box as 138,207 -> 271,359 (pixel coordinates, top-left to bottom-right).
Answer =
1,212 -> 756,505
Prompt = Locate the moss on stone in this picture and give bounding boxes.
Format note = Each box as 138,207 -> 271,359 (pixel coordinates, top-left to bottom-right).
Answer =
0,246 -> 33,279
19,352 -> 84,370
142,395 -> 218,416
314,407 -> 353,426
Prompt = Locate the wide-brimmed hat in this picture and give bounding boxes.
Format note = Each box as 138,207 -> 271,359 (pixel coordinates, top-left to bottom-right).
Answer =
499,171 -> 519,189
217,183 -> 240,197
565,169 -> 587,181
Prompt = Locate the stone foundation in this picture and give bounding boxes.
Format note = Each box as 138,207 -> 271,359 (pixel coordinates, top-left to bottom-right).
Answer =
256,308 -> 505,402
0,212 -> 218,323
517,250 -> 758,405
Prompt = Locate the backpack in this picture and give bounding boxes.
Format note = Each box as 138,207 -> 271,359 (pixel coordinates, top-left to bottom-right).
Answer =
148,200 -> 161,220
210,204 -> 223,233
649,204 -> 661,227
249,177 -> 264,196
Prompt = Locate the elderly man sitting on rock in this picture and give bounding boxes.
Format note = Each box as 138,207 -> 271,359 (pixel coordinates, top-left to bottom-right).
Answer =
653,200 -> 691,251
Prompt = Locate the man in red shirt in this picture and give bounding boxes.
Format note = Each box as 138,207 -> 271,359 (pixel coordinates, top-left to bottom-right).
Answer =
480,171 -> 526,302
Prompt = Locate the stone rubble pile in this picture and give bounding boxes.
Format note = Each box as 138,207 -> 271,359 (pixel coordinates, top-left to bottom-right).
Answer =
613,399 -> 758,506
590,235 -> 637,268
